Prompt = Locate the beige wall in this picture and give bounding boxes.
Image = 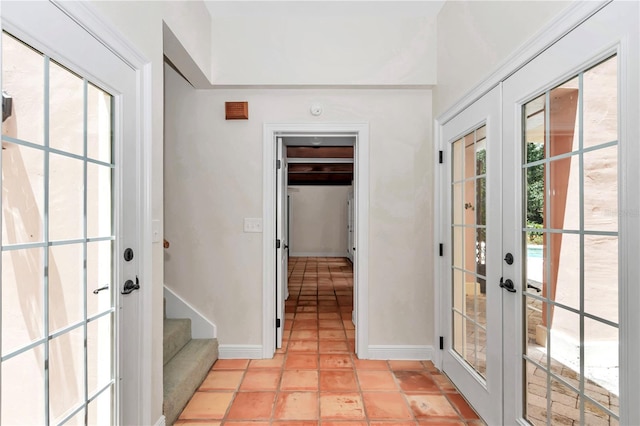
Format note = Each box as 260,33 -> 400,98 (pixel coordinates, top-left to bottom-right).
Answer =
88,1 -> 212,421
435,0 -> 571,115
288,185 -> 350,257
164,62 -> 433,347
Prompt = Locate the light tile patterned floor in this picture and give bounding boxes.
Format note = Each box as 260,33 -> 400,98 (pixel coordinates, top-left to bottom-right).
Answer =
177,257 -> 484,425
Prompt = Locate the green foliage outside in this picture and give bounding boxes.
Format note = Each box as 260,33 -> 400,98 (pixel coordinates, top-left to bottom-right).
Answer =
526,142 -> 545,244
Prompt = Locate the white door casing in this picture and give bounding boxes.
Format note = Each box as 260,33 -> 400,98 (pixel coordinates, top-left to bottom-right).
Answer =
0,1 -> 151,424
263,123 -> 369,359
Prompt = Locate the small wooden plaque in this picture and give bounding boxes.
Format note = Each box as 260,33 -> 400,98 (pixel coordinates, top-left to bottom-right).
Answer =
225,101 -> 248,120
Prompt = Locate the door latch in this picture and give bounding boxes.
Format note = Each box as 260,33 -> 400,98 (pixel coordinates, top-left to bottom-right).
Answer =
499,277 -> 516,293
122,276 -> 140,295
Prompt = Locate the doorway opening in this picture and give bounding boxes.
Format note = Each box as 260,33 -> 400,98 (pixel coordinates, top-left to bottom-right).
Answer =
262,123 -> 369,359
280,135 -> 355,353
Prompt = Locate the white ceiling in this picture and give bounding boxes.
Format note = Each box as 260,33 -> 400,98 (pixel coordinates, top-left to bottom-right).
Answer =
205,1 -> 445,19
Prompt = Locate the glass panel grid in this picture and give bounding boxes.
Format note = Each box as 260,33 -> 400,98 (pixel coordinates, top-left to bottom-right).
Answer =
522,56 -> 619,425
1,33 -> 115,425
451,124 -> 488,378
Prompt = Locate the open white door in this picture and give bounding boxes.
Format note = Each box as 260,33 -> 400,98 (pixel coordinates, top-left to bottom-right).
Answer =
440,86 -> 502,425
275,137 -> 288,348
347,189 -> 354,262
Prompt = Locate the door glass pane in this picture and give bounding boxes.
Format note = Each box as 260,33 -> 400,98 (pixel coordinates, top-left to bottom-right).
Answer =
451,125 -> 487,379
87,163 -> 112,238
88,313 -> 113,396
87,83 -> 112,163
522,56 -> 619,425
49,61 -> 84,156
525,94 -> 546,162
525,360 -> 547,426
87,241 -> 113,318
549,77 -> 579,157
88,387 -> 113,426
50,327 -> 84,424
2,143 -> 45,244
49,244 -> 83,333
1,345 -> 45,425
584,318 -> 618,415
2,248 -> 44,355
1,32 -> 45,145
49,154 -> 83,241
584,146 -> 617,232
584,56 -> 617,149
550,377 -> 580,425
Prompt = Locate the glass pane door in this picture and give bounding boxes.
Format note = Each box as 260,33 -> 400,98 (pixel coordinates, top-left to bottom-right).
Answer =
521,56 -> 619,426
1,31 -> 115,425
441,85 -> 502,426
501,2 -> 640,423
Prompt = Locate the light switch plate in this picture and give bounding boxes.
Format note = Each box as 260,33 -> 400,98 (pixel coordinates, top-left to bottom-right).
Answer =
244,218 -> 263,233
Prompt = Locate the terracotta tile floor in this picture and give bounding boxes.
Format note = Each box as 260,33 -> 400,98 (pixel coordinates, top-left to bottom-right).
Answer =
177,257 -> 485,425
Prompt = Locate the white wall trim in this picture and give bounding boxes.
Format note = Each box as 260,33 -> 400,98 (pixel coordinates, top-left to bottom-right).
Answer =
218,345 -> 263,359
48,2 -> 155,424
290,252 -> 349,258
263,122 -> 369,359
154,416 -> 166,426
164,286 -> 217,338
436,0 -> 608,125
367,345 -> 434,361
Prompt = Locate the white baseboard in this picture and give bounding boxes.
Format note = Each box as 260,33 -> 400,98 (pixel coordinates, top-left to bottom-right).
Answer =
218,344 -> 263,359
290,252 -> 349,258
163,286 -> 217,339
367,345 -> 434,360
154,415 -> 166,426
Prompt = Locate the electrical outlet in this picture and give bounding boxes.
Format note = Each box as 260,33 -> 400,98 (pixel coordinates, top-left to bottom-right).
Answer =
244,218 -> 263,233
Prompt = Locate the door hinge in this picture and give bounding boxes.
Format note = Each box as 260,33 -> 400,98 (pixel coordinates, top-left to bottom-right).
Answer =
438,150 -> 444,164
439,336 -> 444,350
276,159 -> 281,169
439,243 -> 444,256
276,239 -> 281,249
276,318 -> 281,328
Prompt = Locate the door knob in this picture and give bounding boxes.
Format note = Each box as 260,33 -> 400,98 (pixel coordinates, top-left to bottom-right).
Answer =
499,277 -> 516,293
122,276 -> 140,295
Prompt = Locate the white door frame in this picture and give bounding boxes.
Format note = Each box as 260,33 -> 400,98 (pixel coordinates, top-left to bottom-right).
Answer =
262,122 -> 369,358
2,1 -> 154,423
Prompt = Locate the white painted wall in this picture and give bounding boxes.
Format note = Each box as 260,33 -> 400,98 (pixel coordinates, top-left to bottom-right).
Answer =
435,0 -> 571,115
288,185 -> 350,257
87,1 -> 213,422
164,62 -> 433,347
207,3 -> 438,86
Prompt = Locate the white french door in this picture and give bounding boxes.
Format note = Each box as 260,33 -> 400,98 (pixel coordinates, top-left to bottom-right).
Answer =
1,2 -> 140,424
441,86 -> 502,425
502,1 -> 639,424
441,1 -> 639,424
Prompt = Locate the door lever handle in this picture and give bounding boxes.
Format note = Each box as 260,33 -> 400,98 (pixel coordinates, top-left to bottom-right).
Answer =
499,277 -> 516,293
122,276 -> 140,295
92,285 -> 109,294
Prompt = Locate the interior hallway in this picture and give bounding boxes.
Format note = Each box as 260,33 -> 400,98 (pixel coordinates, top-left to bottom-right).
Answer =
176,257 -> 483,424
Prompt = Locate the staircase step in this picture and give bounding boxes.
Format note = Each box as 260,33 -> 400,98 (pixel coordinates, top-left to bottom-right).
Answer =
163,318 -> 191,366
163,338 -> 219,425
